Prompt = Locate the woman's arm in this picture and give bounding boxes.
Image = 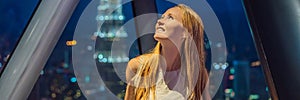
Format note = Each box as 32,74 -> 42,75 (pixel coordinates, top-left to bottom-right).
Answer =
124,57 -> 140,100
125,58 -> 139,82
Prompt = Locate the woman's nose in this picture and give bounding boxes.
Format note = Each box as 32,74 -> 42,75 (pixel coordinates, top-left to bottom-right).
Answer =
157,20 -> 164,26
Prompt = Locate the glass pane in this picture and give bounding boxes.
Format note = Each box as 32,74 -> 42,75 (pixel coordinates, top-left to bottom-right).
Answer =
206,0 -> 270,100
0,0 -> 40,74
209,0 -> 270,99
29,0 -> 136,99
154,0 -> 270,100
27,0 -> 272,100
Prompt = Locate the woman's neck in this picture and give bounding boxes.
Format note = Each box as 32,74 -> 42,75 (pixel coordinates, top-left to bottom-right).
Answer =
160,41 -> 181,71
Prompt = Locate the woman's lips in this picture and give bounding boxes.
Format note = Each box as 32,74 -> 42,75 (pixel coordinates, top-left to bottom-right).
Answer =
156,27 -> 165,33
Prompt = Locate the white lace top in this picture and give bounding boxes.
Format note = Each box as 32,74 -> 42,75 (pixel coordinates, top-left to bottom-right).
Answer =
130,56 -> 191,100
148,68 -> 186,100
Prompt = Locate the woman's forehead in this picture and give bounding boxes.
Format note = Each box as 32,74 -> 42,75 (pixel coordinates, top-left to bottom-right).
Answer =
163,7 -> 183,15
163,7 -> 183,20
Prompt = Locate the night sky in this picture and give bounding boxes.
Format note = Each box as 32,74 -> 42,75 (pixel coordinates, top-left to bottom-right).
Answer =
0,0 -> 258,61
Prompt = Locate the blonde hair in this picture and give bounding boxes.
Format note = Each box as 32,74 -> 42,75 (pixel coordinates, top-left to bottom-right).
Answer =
126,4 -> 208,100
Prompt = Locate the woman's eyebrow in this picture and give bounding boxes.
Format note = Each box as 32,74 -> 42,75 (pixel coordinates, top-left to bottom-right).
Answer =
168,13 -> 176,18
160,13 -> 174,19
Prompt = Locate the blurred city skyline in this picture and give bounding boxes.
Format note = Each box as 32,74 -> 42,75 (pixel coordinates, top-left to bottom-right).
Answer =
0,0 -> 267,100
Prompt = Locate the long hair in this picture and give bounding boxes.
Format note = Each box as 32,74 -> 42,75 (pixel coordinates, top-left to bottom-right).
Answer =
177,4 -> 208,100
127,4 -> 209,100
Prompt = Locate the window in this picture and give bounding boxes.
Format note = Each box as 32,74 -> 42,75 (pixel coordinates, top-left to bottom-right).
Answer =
0,0 -> 40,74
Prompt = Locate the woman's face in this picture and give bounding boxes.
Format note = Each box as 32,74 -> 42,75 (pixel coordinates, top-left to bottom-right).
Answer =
154,7 -> 186,43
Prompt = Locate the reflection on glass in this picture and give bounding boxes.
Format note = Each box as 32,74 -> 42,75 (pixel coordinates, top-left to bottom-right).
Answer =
1,0 -> 271,99
0,0 -> 39,73
95,0 -> 128,99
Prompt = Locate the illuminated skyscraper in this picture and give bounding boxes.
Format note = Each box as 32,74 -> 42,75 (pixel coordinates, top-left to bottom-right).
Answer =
94,0 -> 128,98
95,0 -> 127,39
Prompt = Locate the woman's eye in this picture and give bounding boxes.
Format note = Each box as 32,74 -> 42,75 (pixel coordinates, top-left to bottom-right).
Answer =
159,16 -> 164,20
167,16 -> 174,20
158,15 -> 173,20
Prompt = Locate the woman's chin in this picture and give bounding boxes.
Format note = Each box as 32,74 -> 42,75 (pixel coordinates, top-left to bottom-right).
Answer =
154,33 -> 168,41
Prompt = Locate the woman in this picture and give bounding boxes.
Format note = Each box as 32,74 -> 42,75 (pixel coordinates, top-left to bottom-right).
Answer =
125,4 -> 209,100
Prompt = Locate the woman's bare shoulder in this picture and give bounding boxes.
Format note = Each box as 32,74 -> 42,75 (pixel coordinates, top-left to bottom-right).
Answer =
127,54 -> 148,70
127,54 -> 151,74
126,55 -> 148,82
127,57 -> 140,72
